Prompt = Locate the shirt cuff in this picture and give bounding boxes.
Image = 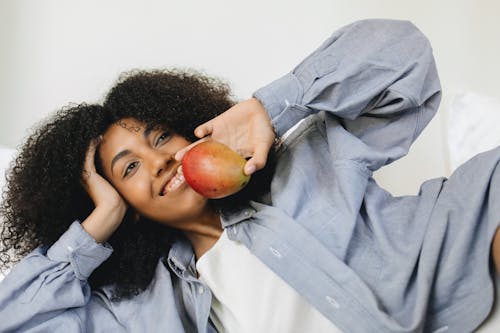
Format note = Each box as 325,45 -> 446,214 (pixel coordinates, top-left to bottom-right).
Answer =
253,72 -> 312,137
47,221 -> 113,280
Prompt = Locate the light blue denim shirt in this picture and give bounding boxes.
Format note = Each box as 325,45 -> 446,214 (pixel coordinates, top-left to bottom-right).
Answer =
2,19 -> 500,333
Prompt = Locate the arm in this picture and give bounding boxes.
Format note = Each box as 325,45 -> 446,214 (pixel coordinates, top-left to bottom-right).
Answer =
0,140 -> 127,332
254,19 -> 441,170
0,223 -> 125,332
179,19 -> 441,173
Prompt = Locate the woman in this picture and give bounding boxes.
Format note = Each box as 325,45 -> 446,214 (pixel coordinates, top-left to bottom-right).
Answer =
1,19 -> 500,332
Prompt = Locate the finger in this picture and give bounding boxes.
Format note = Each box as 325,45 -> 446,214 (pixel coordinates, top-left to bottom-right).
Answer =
244,142 -> 270,175
194,120 -> 214,139
174,137 -> 211,161
83,144 -> 97,173
82,137 -> 102,178
82,170 -> 91,180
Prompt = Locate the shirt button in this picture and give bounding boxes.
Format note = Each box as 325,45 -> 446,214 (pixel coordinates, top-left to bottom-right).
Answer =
269,247 -> 282,258
325,296 -> 340,309
198,286 -> 205,294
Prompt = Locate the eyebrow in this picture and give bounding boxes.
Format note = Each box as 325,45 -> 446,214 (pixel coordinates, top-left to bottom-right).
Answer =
143,125 -> 154,140
109,124 -> 156,175
111,150 -> 132,175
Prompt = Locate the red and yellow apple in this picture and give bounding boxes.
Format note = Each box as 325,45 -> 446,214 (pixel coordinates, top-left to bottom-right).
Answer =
181,141 -> 250,199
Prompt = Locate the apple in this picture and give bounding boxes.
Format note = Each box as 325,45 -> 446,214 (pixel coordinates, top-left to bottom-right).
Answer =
181,141 -> 251,199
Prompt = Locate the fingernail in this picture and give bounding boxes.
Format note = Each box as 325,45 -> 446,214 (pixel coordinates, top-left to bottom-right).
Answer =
246,165 -> 256,175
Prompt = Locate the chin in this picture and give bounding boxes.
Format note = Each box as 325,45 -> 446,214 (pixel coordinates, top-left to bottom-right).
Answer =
149,195 -> 210,226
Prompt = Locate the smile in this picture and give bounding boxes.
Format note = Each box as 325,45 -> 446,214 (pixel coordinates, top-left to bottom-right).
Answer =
161,167 -> 185,196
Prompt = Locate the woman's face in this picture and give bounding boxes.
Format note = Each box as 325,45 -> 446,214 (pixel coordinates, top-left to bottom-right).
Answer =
98,118 -> 209,228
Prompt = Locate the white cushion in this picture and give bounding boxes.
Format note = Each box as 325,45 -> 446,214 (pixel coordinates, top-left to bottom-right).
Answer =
447,93 -> 500,331
0,146 -> 15,281
0,146 -> 16,195
447,92 -> 500,171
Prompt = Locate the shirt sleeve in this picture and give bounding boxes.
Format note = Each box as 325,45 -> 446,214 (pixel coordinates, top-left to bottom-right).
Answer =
254,19 -> 442,170
0,221 -> 126,332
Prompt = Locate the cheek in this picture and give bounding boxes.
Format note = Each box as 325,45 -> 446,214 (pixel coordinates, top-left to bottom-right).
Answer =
118,178 -> 151,207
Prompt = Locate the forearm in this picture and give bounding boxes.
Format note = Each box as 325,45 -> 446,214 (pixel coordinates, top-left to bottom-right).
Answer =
0,222 -> 114,331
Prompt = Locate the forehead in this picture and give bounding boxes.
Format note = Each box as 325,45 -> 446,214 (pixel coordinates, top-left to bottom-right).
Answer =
115,118 -> 144,133
99,118 -> 146,160
103,118 -> 146,143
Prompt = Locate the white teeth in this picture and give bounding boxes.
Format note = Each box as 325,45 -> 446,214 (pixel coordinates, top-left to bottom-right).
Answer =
163,171 -> 185,195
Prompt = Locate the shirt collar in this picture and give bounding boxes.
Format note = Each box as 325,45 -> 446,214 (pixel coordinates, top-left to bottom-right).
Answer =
166,201 -> 261,277
166,236 -> 196,278
219,202 -> 257,228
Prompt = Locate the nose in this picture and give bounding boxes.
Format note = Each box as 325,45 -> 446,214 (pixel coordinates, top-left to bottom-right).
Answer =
150,151 -> 174,177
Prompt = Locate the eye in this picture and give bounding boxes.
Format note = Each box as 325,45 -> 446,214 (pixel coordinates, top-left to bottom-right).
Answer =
156,131 -> 171,146
124,161 -> 139,177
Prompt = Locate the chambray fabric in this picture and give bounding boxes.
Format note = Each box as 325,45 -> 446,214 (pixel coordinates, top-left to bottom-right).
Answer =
1,19 -> 499,333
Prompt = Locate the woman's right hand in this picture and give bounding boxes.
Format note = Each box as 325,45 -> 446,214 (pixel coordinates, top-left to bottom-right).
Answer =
81,138 -> 127,243
175,98 -> 276,175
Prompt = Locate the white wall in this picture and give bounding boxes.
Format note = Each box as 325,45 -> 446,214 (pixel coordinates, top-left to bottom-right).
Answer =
1,0 -> 500,195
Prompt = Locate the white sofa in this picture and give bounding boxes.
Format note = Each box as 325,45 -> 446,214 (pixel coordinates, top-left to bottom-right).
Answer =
443,93 -> 500,332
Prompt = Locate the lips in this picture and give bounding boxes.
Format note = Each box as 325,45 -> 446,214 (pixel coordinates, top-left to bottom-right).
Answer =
160,166 -> 185,196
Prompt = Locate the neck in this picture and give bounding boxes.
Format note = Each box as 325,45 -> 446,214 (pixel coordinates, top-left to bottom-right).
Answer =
182,209 -> 223,260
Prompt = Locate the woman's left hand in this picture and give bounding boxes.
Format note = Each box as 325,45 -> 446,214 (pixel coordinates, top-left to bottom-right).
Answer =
175,98 -> 275,175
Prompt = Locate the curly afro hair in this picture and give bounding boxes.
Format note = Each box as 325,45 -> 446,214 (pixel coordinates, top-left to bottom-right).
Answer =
1,69 -> 277,301
0,104 -> 107,261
